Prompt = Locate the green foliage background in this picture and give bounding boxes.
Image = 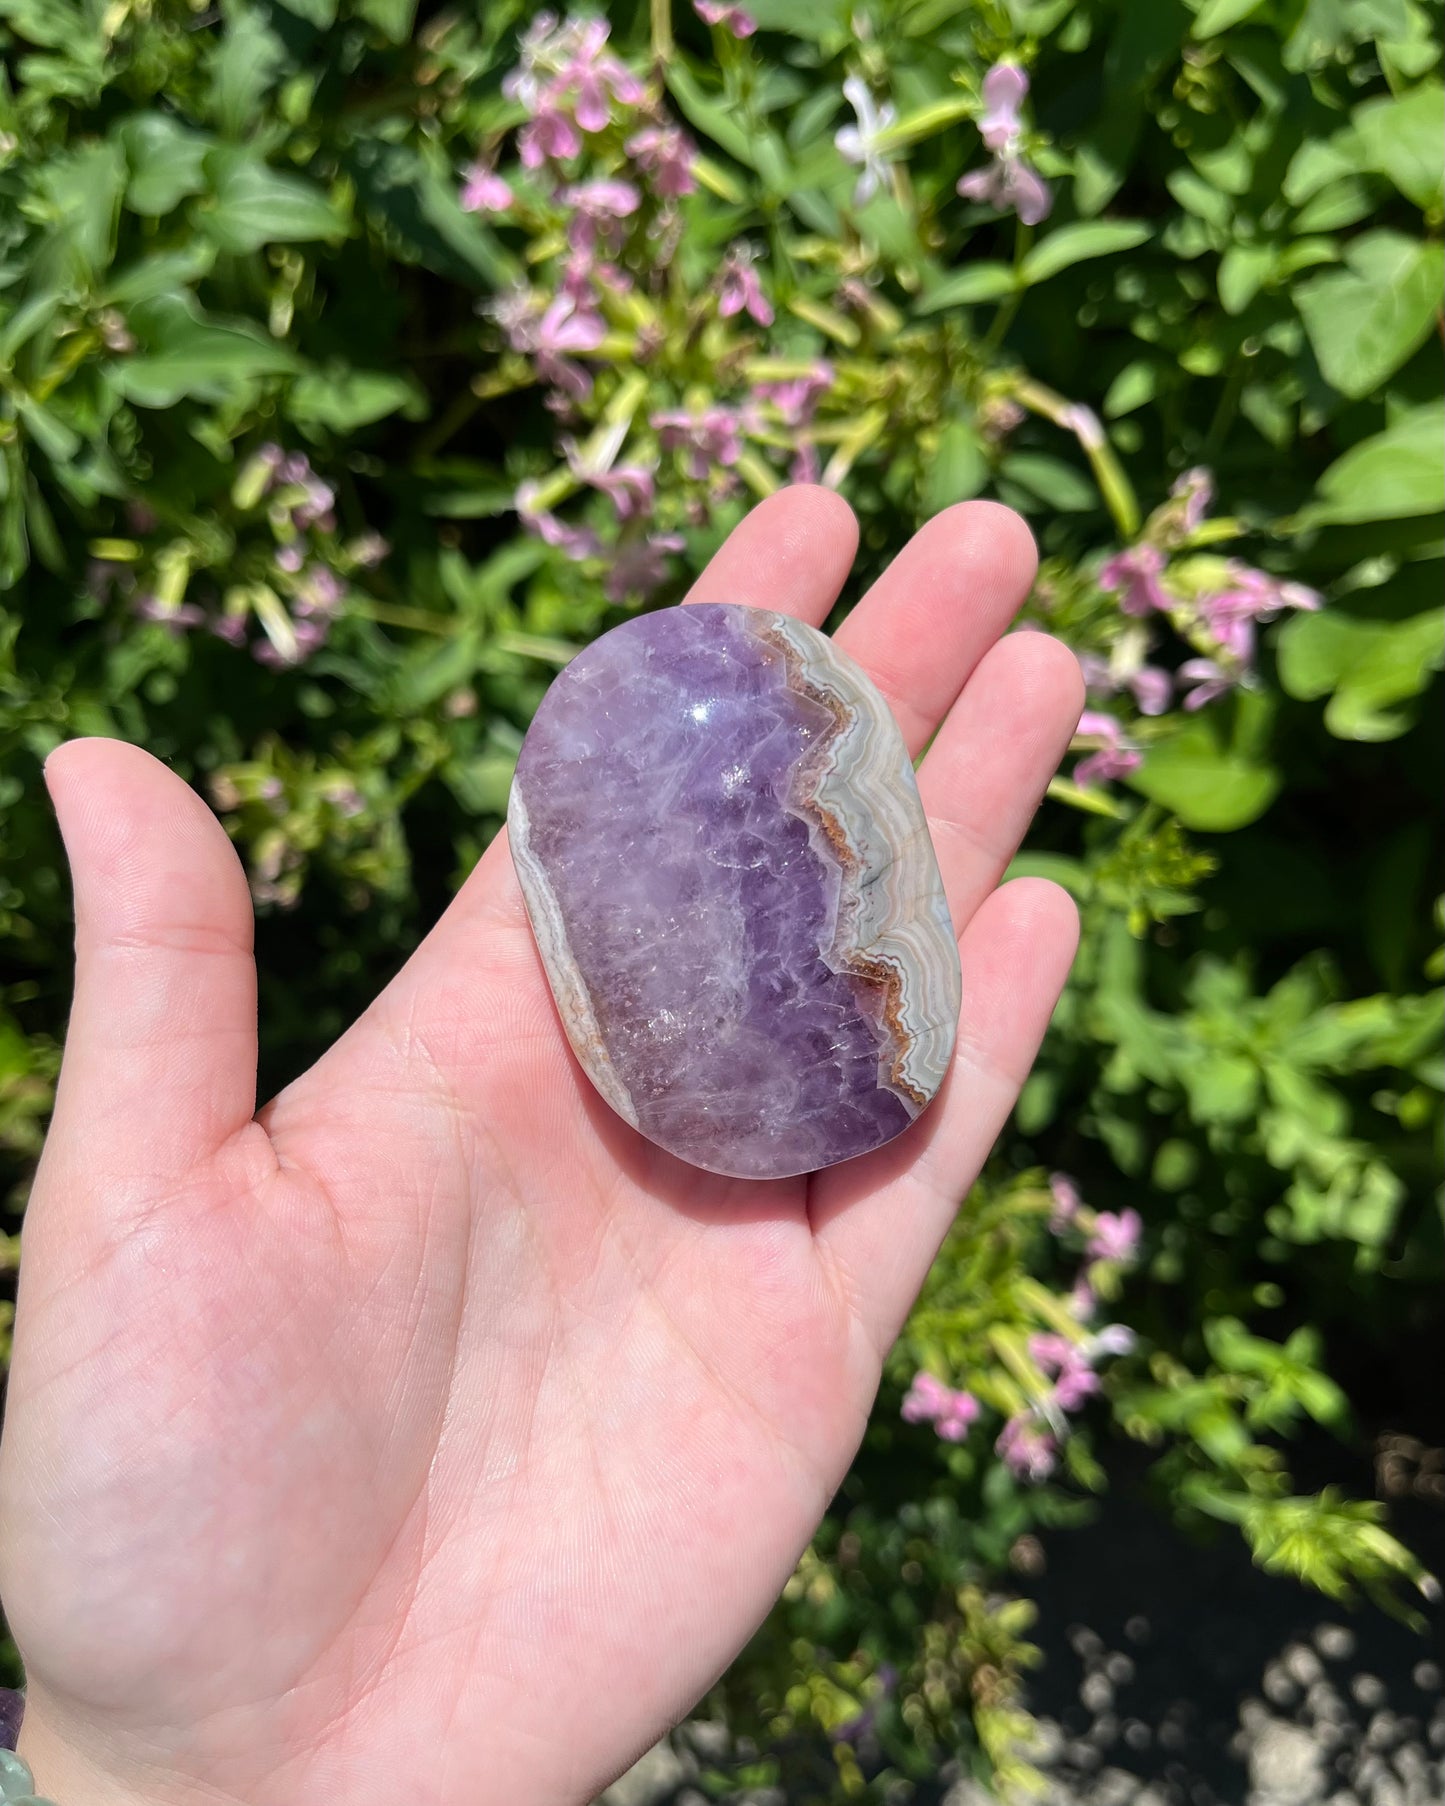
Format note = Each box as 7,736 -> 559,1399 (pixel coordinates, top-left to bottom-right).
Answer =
0,0 -> 1441,1797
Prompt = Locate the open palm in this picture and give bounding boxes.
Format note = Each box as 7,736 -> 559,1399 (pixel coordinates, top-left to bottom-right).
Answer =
0,490 -> 1083,1806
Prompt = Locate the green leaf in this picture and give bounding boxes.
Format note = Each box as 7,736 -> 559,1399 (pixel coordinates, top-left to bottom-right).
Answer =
197,146 -> 345,253
33,140 -> 125,284
1352,79 -> 1445,210
356,0 -> 417,36
13,393 -> 80,464
922,419 -> 988,512
1001,453 -> 1098,511
1192,0 -> 1267,31
1103,359 -> 1160,417
1296,232 -> 1444,398
210,7 -> 287,138
1277,608 -> 1445,741
1218,242 -> 1272,314
1019,219 -> 1152,284
103,245 -> 218,306
1132,719 -> 1280,832
0,293 -> 62,364
288,366 -> 426,433
277,0 -> 337,23
1301,403 -> 1445,523
1284,133 -> 1360,205
114,294 -> 299,407
118,114 -> 212,216
1293,176 -> 1378,233
916,263 -> 1018,311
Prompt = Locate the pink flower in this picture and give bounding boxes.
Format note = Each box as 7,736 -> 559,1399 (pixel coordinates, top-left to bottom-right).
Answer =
559,178 -> 639,260
292,477 -> 335,531
1098,544 -> 1171,615
957,59 -> 1051,224
978,62 -> 1029,153
900,1371 -> 980,1443
1207,561 -> 1322,624
900,1371 -> 950,1423
563,435 -> 655,520
519,106 -> 583,169
210,613 -> 248,647
997,1413 -> 1058,1482
718,244 -> 774,326
533,292 -> 608,397
1176,656 -> 1238,711
1069,1277 -> 1097,1322
1048,1171 -> 1082,1230
1075,746 -> 1141,786
790,443 -> 821,484
652,405 -> 747,478
515,478 -> 603,562
936,1392 -> 981,1441
461,165 -> 514,213
1130,665 -> 1173,716
1087,1207 -> 1142,1265
563,22 -> 644,131
627,124 -> 698,198
562,177 -> 642,216
1029,1336 -> 1100,1413
957,153 -> 1051,225
504,15 -> 643,141
754,362 -> 833,427
1072,710 -> 1141,786
134,594 -> 205,634
502,13 -> 561,111
605,532 -> 686,601
695,0 -> 756,33
1076,708 -> 1125,742
295,565 -> 344,618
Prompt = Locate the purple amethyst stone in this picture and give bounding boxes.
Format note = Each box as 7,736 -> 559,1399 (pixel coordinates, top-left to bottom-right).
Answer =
509,603 -> 960,1179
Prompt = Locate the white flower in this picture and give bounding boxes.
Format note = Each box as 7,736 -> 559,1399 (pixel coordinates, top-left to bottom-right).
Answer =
835,74 -> 897,206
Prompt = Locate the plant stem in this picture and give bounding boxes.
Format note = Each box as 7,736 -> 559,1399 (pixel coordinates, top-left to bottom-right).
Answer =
650,0 -> 673,66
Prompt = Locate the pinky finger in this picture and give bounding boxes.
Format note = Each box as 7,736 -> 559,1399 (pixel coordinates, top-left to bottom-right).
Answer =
811,878 -> 1080,1354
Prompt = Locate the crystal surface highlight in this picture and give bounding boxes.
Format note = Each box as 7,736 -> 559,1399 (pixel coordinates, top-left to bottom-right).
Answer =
509,603 -> 960,1179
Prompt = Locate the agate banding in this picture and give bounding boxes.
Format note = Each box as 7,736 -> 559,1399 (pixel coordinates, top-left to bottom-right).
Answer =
509,602 -> 960,1179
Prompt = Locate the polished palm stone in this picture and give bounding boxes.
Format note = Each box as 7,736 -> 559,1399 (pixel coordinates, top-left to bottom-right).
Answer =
509,602 -> 960,1180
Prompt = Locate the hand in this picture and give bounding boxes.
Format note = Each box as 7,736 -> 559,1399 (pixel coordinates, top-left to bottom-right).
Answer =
0,492 -> 1083,1806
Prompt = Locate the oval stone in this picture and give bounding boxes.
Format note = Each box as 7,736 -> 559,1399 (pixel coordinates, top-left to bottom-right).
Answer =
509,602 -> 960,1180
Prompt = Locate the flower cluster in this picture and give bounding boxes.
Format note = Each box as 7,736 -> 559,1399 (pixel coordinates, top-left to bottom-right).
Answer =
901,1173 -> 1142,1484
460,15 -> 857,600
1071,468 -> 1322,788
900,1371 -> 980,1441
88,450 -> 384,669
